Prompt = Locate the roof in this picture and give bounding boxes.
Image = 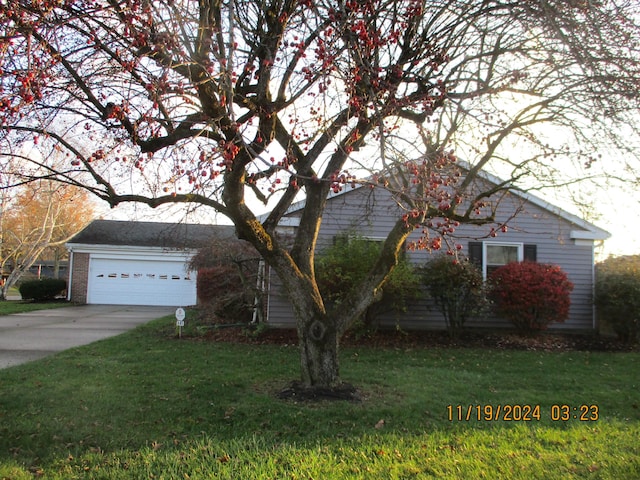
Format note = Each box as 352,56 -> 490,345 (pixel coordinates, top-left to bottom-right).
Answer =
468,167 -> 610,241
67,220 -> 236,250
272,164 -> 610,241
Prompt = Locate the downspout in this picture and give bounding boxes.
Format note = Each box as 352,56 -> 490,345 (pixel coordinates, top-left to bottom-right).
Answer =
592,239 -> 605,331
66,246 -> 74,302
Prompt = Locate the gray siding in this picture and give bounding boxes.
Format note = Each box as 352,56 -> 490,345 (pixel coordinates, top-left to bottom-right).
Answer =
267,185 -> 600,332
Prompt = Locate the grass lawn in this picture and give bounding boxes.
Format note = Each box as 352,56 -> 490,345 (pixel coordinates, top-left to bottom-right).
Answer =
0,313 -> 638,479
0,300 -> 71,316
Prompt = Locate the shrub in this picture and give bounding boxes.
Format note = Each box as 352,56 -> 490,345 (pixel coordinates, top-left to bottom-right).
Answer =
315,234 -> 421,327
197,266 -> 255,323
420,255 -> 486,337
488,261 -> 573,333
192,239 -> 262,324
595,255 -> 640,343
18,278 -> 67,301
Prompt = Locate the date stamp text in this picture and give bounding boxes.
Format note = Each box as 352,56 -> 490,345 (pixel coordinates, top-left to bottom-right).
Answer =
446,404 -> 599,422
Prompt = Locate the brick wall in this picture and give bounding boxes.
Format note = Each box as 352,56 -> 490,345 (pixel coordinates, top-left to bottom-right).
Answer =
70,252 -> 89,304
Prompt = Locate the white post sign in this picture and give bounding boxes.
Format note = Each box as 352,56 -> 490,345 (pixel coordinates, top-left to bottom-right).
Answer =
176,307 -> 186,337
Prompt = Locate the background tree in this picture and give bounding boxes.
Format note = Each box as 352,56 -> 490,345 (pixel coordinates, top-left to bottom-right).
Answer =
0,180 -> 95,299
0,1 -> 639,389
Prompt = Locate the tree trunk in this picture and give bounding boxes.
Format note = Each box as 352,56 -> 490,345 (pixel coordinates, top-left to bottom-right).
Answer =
297,314 -> 340,388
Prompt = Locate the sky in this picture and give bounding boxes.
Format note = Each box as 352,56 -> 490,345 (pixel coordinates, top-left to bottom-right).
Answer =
591,192 -> 640,259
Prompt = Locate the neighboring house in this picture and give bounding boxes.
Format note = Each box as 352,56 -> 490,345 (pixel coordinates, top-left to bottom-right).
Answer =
3,261 -> 68,282
26,261 -> 68,280
66,220 -> 234,307
266,175 -> 610,332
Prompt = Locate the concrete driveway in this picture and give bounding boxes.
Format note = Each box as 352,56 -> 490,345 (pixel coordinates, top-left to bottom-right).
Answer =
0,305 -> 175,369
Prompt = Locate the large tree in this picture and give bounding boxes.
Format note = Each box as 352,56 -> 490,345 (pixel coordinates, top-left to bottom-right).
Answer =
0,179 -> 95,299
0,0 -> 639,389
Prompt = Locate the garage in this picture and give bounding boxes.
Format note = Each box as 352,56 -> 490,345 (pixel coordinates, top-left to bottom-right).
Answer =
87,257 -> 196,306
66,220 -> 236,307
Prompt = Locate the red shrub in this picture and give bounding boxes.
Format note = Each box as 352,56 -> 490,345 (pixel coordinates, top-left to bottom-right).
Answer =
197,265 -> 238,304
193,239 -> 262,323
488,261 -> 573,333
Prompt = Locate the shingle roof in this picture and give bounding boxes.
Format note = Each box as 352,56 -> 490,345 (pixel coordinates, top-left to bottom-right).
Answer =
67,220 -> 236,249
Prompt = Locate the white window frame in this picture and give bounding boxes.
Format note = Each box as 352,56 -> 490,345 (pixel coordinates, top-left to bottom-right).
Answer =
482,242 -> 523,279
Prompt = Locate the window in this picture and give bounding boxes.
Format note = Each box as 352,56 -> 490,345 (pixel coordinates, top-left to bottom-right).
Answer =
469,241 -> 537,279
485,243 -> 522,277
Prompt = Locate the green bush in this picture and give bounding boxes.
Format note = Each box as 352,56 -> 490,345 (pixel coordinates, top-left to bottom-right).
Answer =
315,234 -> 421,327
18,278 -> 67,301
420,255 -> 486,337
488,261 -> 573,334
595,255 -> 640,343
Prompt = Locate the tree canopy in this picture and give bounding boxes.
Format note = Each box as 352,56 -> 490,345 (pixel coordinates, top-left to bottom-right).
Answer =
1,0 -> 639,388
0,180 -> 95,299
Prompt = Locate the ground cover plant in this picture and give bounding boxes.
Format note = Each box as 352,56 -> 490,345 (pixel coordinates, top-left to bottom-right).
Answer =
0,312 -> 638,479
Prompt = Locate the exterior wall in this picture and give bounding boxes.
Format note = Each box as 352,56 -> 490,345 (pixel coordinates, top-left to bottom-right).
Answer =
69,252 -> 90,304
267,185 -> 601,332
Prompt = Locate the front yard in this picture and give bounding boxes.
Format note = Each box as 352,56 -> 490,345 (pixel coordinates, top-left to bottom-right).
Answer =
0,313 -> 637,478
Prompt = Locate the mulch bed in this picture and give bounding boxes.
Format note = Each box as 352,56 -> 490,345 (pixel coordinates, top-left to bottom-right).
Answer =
276,380 -> 362,402
199,325 -> 637,352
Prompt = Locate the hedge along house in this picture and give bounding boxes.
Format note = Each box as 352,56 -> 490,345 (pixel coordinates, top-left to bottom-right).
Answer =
266,170 -> 611,332
66,220 -> 235,307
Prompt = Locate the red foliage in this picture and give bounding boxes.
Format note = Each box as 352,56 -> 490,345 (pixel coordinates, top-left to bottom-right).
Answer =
197,265 -> 238,304
489,261 -> 574,333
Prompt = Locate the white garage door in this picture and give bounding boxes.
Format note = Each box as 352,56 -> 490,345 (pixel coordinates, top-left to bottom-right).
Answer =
88,257 -> 196,306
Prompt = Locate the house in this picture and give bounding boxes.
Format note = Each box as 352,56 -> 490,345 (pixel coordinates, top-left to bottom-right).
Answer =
266,174 -> 611,332
66,171 -> 610,331
66,220 -> 235,307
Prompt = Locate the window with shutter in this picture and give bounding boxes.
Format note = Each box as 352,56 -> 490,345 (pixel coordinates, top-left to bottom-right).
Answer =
467,241 -> 537,279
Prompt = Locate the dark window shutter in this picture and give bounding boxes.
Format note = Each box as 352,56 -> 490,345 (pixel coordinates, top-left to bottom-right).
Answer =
468,242 -> 483,268
333,233 -> 348,246
524,244 -> 537,262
